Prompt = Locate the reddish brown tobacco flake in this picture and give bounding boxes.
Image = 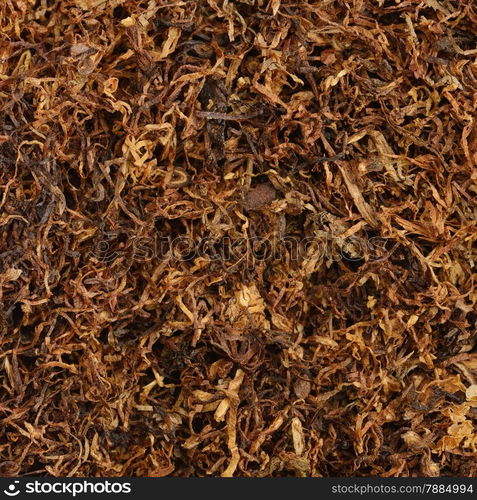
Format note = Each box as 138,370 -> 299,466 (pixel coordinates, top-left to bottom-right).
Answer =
242,183 -> 277,210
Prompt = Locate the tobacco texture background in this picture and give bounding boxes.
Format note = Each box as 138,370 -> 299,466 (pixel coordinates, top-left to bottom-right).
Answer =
0,0 -> 477,477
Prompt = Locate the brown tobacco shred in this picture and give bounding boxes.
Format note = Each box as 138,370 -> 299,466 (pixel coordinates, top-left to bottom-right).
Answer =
0,0 -> 477,478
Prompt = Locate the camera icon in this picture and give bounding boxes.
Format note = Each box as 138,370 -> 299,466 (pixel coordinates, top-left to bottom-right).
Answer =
4,481 -> 20,496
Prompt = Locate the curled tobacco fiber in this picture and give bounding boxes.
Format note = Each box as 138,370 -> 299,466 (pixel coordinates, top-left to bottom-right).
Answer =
1,0 -> 477,477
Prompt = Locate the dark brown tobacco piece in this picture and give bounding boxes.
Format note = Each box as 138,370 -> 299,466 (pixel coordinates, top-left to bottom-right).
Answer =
0,0 -> 476,479
242,183 -> 277,211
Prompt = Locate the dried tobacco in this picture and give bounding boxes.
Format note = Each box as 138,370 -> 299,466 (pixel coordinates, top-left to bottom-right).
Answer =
0,0 -> 476,478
